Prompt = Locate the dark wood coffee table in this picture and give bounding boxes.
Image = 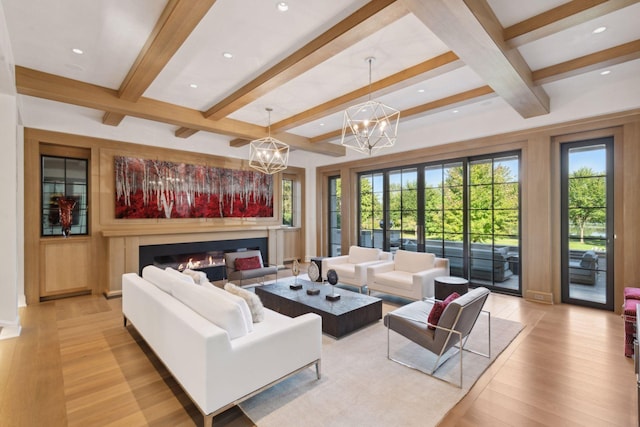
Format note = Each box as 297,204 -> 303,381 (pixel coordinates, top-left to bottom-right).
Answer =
255,277 -> 382,338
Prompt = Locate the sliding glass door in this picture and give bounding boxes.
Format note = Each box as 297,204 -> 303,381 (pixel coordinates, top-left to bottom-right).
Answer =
357,151 -> 521,295
561,138 -> 613,310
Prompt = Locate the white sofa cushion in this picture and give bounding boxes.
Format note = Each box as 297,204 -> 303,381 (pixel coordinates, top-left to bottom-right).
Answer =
142,265 -> 187,293
224,282 -> 265,323
348,246 -> 381,264
165,267 -> 196,284
331,263 -> 356,280
372,271 -> 414,290
173,281 -> 250,339
182,268 -> 209,285
394,250 -> 435,273
202,282 -> 254,332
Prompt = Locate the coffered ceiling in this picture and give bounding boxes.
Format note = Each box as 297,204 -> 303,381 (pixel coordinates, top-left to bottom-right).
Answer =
2,0 -> 640,158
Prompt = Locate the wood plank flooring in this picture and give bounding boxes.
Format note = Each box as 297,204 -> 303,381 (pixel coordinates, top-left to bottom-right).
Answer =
0,276 -> 636,426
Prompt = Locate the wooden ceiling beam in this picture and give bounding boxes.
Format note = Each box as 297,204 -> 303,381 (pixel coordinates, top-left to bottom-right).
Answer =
505,0 -> 639,48
404,0 -> 549,119
102,0 -> 217,127
16,66 -> 345,157
533,38 -> 640,84
271,51 -> 463,133
229,138 -> 250,148
310,34 -> 640,144
174,0 -> 409,138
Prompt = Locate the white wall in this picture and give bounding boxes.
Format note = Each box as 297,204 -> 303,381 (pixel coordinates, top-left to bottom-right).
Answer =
0,2 -> 21,338
0,93 -> 20,338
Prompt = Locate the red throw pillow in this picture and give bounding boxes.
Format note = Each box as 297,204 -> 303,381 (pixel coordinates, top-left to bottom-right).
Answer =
427,292 -> 461,330
235,256 -> 262,271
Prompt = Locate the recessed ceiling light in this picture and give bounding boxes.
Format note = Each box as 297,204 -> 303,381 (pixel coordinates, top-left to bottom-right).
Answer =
189,83 -> 198,88
72,48 -> 83,55
319,123 -> 325,127
593,26 -> 607,34
452,109 -> 459,114
417,89 -> 425,93
600,70 -> 611,75
222,52 -> 233,59
277,2 -> 289,12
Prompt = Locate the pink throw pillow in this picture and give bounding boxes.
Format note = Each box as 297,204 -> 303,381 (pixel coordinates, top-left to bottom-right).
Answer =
427,292 -> 461,330
235,256 -> 262,271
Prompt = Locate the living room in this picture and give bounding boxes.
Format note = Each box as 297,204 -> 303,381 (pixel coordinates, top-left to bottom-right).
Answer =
0,1 -> 639,426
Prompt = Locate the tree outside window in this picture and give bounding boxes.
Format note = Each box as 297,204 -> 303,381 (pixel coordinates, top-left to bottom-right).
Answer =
282,178 -> 293,226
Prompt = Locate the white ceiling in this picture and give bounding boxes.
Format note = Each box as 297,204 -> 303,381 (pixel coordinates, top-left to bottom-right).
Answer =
1,0 -> 640,164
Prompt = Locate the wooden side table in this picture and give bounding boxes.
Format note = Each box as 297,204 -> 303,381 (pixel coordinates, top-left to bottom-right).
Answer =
434,276 -> 469,300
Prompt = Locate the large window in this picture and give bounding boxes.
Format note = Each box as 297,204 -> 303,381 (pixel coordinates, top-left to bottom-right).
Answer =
328,176 -> 342,256
282,178 -> 293,226
358,152 -> 521,294
359,172 -> 384,249
387,168 -> 418,252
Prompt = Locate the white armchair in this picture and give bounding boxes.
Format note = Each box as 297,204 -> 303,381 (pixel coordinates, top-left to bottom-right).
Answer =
367,250 -> 449,300
321,246 -> 392,293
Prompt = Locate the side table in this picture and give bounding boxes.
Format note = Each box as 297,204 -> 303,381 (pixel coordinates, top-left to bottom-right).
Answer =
434,276 -> 469,300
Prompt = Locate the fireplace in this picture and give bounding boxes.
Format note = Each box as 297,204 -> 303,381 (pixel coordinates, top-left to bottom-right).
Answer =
139,237 -> 269,281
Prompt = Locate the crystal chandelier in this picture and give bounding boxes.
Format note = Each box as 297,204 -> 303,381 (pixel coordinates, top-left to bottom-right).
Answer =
249,108 -> 289,174
341,57 -> 400,155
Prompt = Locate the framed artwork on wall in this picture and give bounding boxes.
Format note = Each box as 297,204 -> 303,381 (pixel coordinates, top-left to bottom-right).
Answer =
114,156 -> 274,219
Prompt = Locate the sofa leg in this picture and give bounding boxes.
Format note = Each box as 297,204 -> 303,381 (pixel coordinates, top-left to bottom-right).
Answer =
123,317 -> 127,327
203,412 -> 214,427
315,360 -> 322,379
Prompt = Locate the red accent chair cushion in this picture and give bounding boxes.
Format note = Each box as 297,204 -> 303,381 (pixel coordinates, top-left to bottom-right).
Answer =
235,256 -> 262,271
427,292 -> 460,330
624,287 -> 640,300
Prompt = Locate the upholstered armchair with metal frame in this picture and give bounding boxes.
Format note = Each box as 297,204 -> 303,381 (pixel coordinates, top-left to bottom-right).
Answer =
384,287 -> 491,388
224,250 -> 277,286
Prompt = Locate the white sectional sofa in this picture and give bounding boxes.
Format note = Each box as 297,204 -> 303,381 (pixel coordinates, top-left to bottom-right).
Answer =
321,245 -> 392,292
122,266 -> 322,426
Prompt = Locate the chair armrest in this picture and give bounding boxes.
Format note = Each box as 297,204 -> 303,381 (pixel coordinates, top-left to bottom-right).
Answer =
367,261 -> 395,276
434,257 -> 450,273
412,267 -> 448,299
322,256 -> 349,278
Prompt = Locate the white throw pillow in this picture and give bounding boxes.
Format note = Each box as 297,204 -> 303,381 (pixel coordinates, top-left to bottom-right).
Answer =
224,282 -> 265,323
172,282 -> 249,340
202,282 -> 254,332
142,265 -> 186,293
165,267 -> 196,284
182,268 -> 209,285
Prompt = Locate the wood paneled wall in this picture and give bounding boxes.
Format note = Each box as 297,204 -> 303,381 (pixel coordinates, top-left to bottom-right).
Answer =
316,109 -> 640,311
24,128 -> 301,303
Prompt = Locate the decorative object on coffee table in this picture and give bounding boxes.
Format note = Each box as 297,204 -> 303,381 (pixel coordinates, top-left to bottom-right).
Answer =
307,261 -> 320,282
307,263 -> 321,295
326,269 -> 340,301
290,259 -> 302,290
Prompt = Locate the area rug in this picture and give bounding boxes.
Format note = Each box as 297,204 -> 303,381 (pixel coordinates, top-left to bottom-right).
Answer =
239,302 -> 523,427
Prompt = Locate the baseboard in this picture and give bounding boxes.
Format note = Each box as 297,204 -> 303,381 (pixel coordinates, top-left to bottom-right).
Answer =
525,290 -> 554,304
104,290 -> 123,299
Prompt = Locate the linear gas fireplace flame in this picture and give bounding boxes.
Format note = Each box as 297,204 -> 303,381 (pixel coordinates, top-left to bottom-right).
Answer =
154,251 -> 225,272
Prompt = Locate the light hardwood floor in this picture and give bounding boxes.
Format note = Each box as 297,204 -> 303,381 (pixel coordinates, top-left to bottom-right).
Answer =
0,277 -> 636,426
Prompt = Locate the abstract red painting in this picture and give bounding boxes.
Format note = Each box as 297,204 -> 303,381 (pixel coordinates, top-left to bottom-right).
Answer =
115,156 -> 273,219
